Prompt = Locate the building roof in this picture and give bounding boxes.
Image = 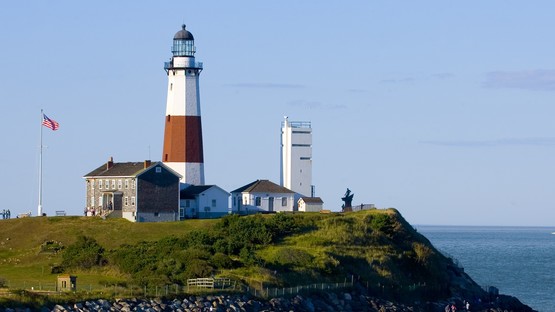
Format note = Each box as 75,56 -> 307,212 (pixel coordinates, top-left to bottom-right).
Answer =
174,24 -> 194,40
299,197 -> 324,204
231,180 -> 294,194
83,161 -> 156,178
180,185 -> 214,199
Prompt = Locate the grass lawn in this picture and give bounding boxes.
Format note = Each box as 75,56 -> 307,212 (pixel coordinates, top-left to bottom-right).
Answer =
0,216 -> 217,287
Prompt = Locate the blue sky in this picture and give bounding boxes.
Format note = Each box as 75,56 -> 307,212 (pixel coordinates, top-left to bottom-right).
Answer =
1,1 -> 555,226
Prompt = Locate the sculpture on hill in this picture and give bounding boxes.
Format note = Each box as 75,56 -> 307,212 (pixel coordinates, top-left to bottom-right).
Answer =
341,188 -> 354,212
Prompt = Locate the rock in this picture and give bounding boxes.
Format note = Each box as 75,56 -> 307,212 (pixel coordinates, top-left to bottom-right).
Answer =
343,293 -> 352,301
302,298 -> 315,312
52,304 -> 66,311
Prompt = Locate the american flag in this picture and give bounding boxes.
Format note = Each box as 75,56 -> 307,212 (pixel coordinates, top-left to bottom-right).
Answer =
42,113 -> 59,131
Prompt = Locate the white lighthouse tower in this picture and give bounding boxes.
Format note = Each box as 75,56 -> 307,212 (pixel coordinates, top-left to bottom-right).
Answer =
162,25 -> 205,185
281,117 -> 313,197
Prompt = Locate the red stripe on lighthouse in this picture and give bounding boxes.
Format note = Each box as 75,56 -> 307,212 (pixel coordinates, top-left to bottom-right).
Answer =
163,115 -> 204,163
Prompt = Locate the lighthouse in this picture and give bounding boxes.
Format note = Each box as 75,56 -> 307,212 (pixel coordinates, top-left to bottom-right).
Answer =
162,25 -> 205,185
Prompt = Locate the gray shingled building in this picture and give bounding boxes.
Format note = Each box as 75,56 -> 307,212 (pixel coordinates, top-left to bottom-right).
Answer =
83,157 -> 181,222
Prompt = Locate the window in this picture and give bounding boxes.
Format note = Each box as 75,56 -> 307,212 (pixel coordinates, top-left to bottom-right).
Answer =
98,180 -> 103,189
131,196 -> 135,206
156,167 -> 162,173
124,197 -> 129,206
111,180 -> 116,189
255,197 -> 261,206
211,199 -> 216,207
125,179 -> 129,189
131,179 -> 135,189
154,212 -> 159,217
104,180 -> 109,189
180,206 -> 185,218
282,197 -> 287,206
117,180 -> 122,189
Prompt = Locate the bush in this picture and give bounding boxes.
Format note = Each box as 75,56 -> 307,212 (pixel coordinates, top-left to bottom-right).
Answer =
40,240 -> 64,254
61,236 -> 105,269
211,252 -> 235,269
184,259 -> 213,279
369,214 -> 394,233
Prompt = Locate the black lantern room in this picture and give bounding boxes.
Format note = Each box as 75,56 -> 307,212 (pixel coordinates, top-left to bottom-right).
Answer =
172,25 -> 195,57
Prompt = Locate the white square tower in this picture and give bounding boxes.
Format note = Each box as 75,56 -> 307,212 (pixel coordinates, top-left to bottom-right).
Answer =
280,117 -> 312,197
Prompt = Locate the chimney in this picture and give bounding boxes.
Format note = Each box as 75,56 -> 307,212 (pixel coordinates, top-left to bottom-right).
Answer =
144,160 -> 151,169
107,157 -> 114,170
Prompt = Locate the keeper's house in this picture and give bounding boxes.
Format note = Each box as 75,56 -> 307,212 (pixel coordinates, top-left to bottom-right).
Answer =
231,180 -> 295,214
83,157 -> 180,222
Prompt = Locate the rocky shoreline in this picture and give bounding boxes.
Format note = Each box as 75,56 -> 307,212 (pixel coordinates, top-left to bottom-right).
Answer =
0,290 -> 536,312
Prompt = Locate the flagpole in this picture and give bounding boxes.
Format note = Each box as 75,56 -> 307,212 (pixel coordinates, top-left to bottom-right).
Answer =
38,109 -> 43,217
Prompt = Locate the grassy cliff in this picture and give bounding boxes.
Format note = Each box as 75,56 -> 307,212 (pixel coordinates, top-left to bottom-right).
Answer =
0,209 -> 485,303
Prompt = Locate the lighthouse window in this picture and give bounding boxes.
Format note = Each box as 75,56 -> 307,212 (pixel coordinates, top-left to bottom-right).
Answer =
170,83 -> 173,91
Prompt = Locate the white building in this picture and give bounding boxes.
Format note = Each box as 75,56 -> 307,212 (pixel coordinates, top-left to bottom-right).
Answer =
280,117 -> 312,197
180,185 -> 230,219
231,180 -> 295,213
298,197 -> 324,212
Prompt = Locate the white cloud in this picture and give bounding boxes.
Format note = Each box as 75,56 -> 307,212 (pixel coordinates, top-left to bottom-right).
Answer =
224,82 -> 305,89
484,70 -> 555,91
421,137 -> 555,147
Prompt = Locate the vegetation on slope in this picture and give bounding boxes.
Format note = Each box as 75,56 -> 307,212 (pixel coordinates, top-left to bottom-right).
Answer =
0,209 -> 483,302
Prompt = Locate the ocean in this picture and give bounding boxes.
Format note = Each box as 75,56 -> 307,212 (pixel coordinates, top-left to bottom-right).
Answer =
417,226 -> 555,312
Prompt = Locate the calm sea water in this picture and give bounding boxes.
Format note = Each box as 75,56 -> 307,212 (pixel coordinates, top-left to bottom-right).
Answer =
417,226 -> 555,312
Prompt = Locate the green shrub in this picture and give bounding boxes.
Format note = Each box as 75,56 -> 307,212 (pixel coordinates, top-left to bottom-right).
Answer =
211,252 -> 235,269
184,259 -> 213,279
40,240 -> 64,254
369,214 -> 394,233
61,236 -> 105,269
